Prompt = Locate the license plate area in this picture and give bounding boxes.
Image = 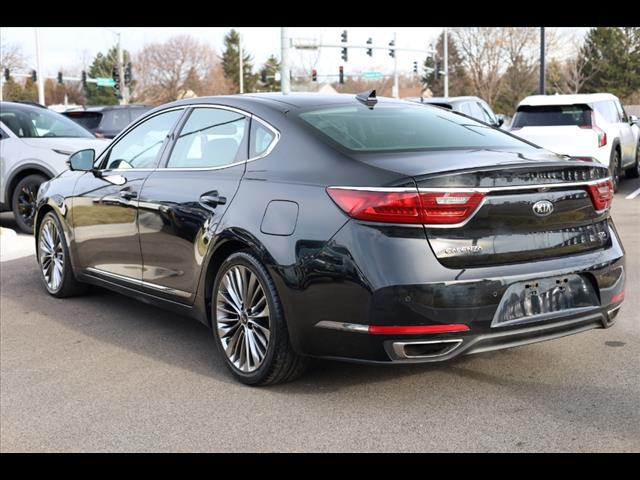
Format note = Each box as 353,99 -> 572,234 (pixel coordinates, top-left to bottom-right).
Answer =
491,274 -> 600,327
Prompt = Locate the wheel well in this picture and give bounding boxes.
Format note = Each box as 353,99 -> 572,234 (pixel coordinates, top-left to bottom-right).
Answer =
6,168 -> 52,206
203,239 -> 254,326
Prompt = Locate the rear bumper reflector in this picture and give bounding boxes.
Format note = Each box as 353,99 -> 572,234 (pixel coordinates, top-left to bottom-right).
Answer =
315,321 -> 470,335
611,291 -> 625,303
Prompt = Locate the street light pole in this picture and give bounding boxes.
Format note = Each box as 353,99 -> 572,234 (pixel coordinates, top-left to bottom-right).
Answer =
539,27 -> 545,95
116,32 -> 128,105
280,27 -> 290,95
392,32 -> 399,98
34,28 -> 45,106
443,27 -> 449,98
239,32 -> 244,94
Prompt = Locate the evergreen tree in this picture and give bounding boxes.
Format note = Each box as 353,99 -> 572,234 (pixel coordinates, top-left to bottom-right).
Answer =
21,77 -> 38,102
1,77 -> 24,101
85,46 -> 132,106
420,32 -> 470,97
221,29 -> 258,93
581,27 -> 640,100
182,66 -> 203,96
260,55 -> 281,92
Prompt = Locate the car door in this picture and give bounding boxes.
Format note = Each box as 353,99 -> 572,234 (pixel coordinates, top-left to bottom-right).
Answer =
136,105 -> 260,303
71,108 -> 185,283
613,99 -> 636,166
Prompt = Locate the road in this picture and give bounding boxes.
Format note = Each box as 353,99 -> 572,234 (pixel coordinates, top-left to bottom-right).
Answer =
1,179 -> 639,452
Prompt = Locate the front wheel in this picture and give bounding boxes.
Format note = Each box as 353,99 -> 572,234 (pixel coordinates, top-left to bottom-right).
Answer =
212,251 -> 307,385
37,212 -> 87,297
12,174 -> 46,234
625,142 -> 640,179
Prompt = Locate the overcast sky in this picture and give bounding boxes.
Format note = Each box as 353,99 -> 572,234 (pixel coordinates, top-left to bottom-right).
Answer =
1,27 -> 588,79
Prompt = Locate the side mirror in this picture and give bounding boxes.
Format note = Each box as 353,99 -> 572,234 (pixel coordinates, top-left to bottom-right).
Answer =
629,115 -> 638,126
68,149 -> 95,171
495,114 -> 505,127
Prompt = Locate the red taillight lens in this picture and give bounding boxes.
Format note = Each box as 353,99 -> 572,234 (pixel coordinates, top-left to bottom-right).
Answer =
580,112 -> 607,147
326,188 -> 485,225
611,291 -> 624,303
95,132 -> 105,138
368,324 -> 470,335
587,179 -> 614,211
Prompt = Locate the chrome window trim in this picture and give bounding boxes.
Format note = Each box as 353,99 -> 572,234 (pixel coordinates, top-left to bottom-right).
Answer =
160,104 -> 281,171
85,267 -> 192,298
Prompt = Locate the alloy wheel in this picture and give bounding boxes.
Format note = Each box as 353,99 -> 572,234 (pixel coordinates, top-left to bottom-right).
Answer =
16,182 -> 39,228
216,265 -> 271,373
39,218 -> 65,292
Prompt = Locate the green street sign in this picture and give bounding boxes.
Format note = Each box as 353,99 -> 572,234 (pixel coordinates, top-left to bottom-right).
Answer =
96,77 -> 116,87
363,71 -> 382,79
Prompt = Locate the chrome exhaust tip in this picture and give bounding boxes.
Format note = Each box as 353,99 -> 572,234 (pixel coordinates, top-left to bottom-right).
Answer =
390,339 -> 462,360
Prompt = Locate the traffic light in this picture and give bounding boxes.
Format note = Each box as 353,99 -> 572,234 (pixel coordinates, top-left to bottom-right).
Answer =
366,38 -> 373,57
261,70 -> 267,83
112,65 -> 120,91
311,68 -> 317,82
340,30 -> 347,43
339,65 -> 344,84
81,70 -> 87,88
3,68 -> 9,81
31,70 -> 37,82
340,30 -> 348,62
388,40 -> 395,58
57,72 -> 63,84
413,61 -> 418,74
341,47 -> 348,62
124,62 -> 132,86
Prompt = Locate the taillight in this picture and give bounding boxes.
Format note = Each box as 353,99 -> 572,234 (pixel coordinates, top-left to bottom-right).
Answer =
326,188 -> 485,225
586,179 -> 614,211
579,112 -> 607,147
95,132 -> 105,138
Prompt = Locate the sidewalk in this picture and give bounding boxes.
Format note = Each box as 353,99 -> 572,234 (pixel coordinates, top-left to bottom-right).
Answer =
0,227 -> 35,262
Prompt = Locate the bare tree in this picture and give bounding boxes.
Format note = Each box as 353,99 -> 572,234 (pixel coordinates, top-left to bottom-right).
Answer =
1,41 -> 27,72
454,27 -> 507,106
547,33 -> 598,94
134,35 -> 231,104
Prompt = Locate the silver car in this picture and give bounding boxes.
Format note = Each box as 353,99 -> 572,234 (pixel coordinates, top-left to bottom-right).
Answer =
0,102 -> 109,233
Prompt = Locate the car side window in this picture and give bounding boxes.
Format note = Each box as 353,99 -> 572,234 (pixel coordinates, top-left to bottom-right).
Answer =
466,102 -> 484,121
594,101 -> 618,123
614,100 -> 627,123
478,102 -> 496,124
102,109 -> 183,170
250,121 -> 276,157
166,107 -> 248,168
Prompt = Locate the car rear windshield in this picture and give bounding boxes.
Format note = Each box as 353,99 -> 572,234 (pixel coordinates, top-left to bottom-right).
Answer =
63,111 -> 103,130
101,109 -> 133,131
1,104 -> 94,138
511,104 -> 592,128
297,103 -> 527,152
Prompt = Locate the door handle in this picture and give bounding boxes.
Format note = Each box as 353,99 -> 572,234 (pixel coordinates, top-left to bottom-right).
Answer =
119,190 -> 138,200
200,191 -> 227,208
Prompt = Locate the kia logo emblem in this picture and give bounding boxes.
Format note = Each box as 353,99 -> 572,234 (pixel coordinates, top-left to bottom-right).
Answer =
532,200 -> 554,216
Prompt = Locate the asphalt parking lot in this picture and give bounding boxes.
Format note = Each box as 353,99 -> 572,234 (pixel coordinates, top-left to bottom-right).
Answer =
1,179 -> 639,452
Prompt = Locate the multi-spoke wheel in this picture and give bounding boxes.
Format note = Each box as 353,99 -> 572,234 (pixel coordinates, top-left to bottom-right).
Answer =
37,212 -> 87,297
39,217 -> 65,292
212,251 -> 307,385
12,174 -> 46,234
216,265 -> 271,373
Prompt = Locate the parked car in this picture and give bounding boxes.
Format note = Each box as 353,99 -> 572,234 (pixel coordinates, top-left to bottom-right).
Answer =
34,93 -> 625,385
63,104 -> 152,139
0,101 -> 110,233
404,95 -> 505,128
510,93 -> 640,190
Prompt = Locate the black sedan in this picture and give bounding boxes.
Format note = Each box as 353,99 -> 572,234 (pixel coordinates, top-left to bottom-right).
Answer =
34,92 -> 625,385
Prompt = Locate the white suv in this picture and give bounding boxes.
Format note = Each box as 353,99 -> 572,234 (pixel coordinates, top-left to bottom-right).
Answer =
510,93 -> 640,190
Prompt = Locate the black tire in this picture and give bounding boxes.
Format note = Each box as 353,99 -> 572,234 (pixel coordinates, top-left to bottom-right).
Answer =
625,142 -> 640,179
11,174 -> 47,234
36,211 -> 88,298
609,148 -> 621,192
212,250 -> 308,386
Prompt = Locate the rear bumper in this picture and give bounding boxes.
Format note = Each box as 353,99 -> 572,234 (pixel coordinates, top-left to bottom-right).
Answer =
281,219 -> 625,363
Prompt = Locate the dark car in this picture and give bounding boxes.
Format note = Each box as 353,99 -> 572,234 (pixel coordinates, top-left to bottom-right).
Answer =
34,93 -> 625,385
62,104 -> 151,138
405,95 -> 505,128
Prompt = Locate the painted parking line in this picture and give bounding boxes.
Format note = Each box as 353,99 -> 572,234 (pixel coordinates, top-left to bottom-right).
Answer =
625,187 -> 640,200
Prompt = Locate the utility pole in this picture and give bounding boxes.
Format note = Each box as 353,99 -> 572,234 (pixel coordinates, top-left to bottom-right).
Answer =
280,27 -> 290,95
238,32 -> 244,94
34,28 -> 45,106
539,27 -> 545,95
443,27 -> 449,98
117,32 -> 128,105
392,32 -> 399,99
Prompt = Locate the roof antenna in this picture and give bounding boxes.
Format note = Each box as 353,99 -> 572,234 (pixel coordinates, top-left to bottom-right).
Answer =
356,89 -> 377,109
